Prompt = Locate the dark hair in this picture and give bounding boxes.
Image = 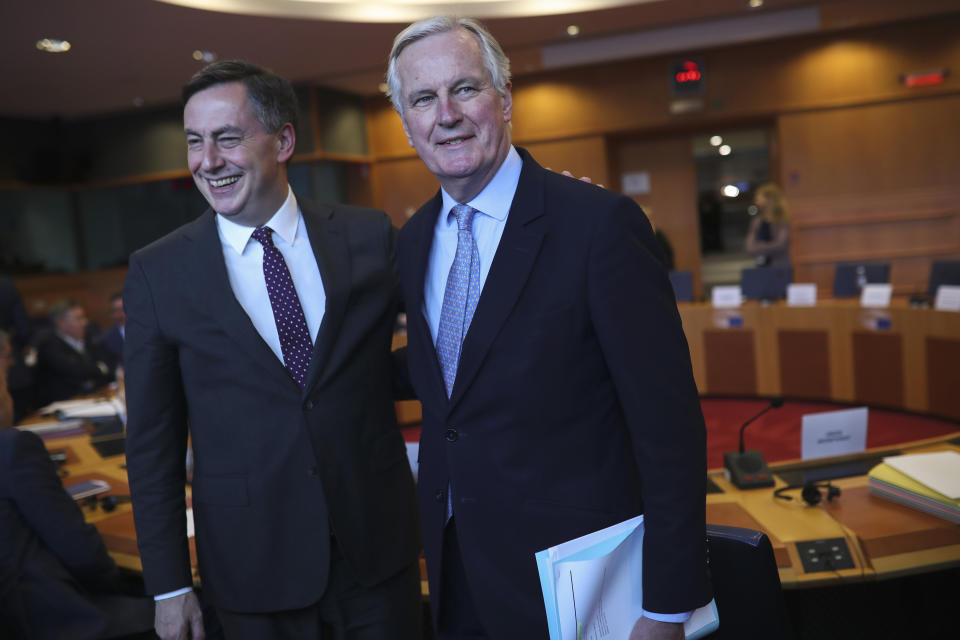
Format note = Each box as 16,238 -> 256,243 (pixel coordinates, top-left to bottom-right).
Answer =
182,60 -> 299,134
48,299 -> 81,323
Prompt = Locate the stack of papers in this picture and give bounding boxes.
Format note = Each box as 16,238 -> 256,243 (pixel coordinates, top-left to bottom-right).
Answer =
868,451 -> 960,524
40,397 -> 121,420
536,515 -> 718,639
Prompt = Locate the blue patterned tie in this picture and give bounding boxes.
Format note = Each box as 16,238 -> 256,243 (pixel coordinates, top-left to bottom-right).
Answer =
252,226 -> 313,387
436,204 -> 481,397
436,204 -> 481,523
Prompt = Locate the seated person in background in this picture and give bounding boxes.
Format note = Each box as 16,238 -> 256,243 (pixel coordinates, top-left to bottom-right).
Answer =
33,299 -> 110,406
745,182 -> 791,267
0,427 -> 155,639
1,338 -> 154,638
93,292 -> 125,373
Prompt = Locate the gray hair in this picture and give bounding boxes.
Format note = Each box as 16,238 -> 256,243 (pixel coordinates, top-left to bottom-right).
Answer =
386,16 -> 511,114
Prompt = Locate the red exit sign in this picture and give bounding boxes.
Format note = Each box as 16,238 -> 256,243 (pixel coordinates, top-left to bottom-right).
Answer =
671,58 -> 704,96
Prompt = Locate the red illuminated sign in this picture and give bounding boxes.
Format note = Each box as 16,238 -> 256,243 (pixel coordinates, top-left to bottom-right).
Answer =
676,60 -> 702,84
902,69 -> 948,88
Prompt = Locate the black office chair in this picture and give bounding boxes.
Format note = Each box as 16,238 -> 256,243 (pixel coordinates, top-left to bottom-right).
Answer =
741,267 -> 792,301
669,270 -> 694,302
704,524 -> 793,639
833,262 -> 890,297
927,260 -> 960,297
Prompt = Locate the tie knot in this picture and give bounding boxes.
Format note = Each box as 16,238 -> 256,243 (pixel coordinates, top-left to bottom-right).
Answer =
451,204 -> 478,232
252,225 -> 274,247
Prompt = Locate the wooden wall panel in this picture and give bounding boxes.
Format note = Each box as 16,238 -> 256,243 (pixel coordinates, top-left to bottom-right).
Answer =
615,136 -> 702,299
778,330 -> 832,399
14,268 -> 127,329
926,337 -> 960,420
852,332 -> 904,408
704,330 -> 757,396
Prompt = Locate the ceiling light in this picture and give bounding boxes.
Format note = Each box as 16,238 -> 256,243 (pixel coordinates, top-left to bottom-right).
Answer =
192,50 -> 217,63
709,135 -> 723,146
748,0 -> 764,8
718,144 -> 732,156
36,38 -> 71,53
566,25 -> 581,37
378,82 -> 389,94
722,185 -> 740,198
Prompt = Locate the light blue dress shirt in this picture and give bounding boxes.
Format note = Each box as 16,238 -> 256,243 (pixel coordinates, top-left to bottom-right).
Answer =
423,146 -> 522,341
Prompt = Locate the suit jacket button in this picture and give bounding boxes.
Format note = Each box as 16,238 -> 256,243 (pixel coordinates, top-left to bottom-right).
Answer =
435,490 -> 445,503
444,428 -> 458,442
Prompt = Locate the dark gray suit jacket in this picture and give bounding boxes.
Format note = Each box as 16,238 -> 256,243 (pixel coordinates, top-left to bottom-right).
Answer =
123,197 -> 420,612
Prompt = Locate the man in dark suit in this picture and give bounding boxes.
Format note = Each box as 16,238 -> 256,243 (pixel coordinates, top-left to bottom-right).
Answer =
0,427 -> 155,639
94,292 -> 125,373
387,17 -> 711,639
33,300 -> 111,407
123,61 -> 421,639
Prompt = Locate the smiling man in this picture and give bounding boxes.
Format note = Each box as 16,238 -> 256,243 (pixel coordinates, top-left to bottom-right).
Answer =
123,61 -> 421,640
388,17 -> 712,639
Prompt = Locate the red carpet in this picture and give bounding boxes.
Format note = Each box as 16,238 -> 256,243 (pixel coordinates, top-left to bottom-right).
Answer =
401,399 -> 960,471
702,398 -> 959,470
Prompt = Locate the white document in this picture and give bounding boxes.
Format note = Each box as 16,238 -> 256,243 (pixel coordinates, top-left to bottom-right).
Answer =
41,398 -> 119,419
536,515 -> 718,640
883,451 -> 960,499
16,419 -> 85,435
934,285 -> 960,311
711,286 -> 742,308
787,283 -> 817,307
801,407 -> 868,460
860,283 -> 892,308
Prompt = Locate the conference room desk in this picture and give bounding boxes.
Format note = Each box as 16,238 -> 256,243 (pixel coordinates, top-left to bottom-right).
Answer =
678,299 -> 960,420
704,434 -> 960,588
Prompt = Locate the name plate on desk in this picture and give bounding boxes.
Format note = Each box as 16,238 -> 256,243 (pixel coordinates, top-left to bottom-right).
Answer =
934,285 -> 960,312
787,283 -> 818,307
802,407 -> 868,460
860,283 -> 892,308
712,285 -> 742,308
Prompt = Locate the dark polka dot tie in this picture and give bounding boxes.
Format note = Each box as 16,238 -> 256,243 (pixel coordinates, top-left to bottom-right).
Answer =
252,226 -> 313,388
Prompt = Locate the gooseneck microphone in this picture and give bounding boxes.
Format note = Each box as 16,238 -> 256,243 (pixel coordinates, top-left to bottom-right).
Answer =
723,397 -> 783,489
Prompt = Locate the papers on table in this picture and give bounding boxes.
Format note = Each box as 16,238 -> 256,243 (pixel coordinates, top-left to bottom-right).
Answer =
40,397 -> 122,420
17,419 -> 85,436
536,515 -> 718,640
868,451 -> 960,524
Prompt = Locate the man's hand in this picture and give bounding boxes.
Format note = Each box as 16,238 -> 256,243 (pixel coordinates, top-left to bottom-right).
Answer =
155,591 -> 205,640
629,616 -> 684,640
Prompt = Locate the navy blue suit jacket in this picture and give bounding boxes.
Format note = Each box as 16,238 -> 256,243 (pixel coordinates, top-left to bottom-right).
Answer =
397,148 -> 711,637
123,198 -> 420,612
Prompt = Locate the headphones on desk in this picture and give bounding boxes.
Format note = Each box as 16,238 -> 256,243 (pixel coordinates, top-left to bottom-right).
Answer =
774,481 -> 841,506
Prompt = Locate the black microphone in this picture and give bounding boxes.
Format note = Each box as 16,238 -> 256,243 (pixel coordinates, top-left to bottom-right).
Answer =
723,397 -> 783,489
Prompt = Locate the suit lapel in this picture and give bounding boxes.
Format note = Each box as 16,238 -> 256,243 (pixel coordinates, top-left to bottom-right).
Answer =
301,201 -> 350,394
449,153 -> 547,408
407,192 -> 451,405
185,211 -> 285,379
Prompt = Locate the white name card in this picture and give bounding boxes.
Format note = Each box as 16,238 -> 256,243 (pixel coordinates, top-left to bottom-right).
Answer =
802,407 -> 868,460
712,285 -> 742,308
860,283 -> 892,308
934,285 -> 960,312
787,283 -> 818,307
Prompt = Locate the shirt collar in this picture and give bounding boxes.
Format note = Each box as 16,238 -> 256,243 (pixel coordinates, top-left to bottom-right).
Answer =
216,186 -> 299,254
56,331 -> 85,353
439,145 -> 522,224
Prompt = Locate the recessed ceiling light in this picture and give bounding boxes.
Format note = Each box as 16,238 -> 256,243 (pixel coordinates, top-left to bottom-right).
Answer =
719,144 -> 732,156
722,185 -> 740,198
36,38 -> 71,53
192,50 -> 217,63
709,135 -> 723,146
748,0 -> 764,8
378,82 -> 389,94
566,25 -> 581,37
